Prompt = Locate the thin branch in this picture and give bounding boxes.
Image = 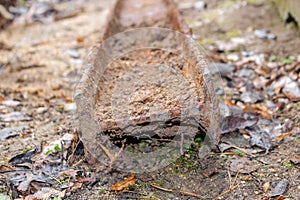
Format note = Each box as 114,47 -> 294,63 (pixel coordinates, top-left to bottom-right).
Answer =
99,143 -> 114,160
213,185 -> 238,200
223,142 -> 269,165
232,172 -> 240,186
223,142 -> 255,157
150,184 -> 204,199
109,143 -> 125,171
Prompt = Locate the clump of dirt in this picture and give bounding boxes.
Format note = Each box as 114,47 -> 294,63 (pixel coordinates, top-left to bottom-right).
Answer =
95,49 -> 202,135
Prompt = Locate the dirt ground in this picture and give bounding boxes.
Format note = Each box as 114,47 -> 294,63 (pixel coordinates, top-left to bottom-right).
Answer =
0,0 -> 299,199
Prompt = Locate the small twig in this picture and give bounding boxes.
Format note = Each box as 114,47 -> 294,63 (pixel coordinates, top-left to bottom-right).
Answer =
0,5 -> 14,20
213,185 -> 238,200
122,190 -> 146,196
99,143 -> 114,160
223,142 -> 255,157
227,170 -> 239,188
223,142 -> 269,165
0,169 -> 31,174
212,152 -> 235,155
109,143 -> 125,170
154,138 -> 176,142
123,190 -> 160,200
140,196 -> 161,200
42,171 -> 63,185
150,184 -> 173,193
150,184 -> 204,199
180,133 -> 184,155
71,159 -> 84,167
232,172 -> 240,186
227,169 -> 232,187
179,190 -> 204,199
100,142 -> 125,172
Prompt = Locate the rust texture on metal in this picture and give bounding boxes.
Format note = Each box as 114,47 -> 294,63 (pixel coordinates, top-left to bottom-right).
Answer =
75,0 -> 221,152
102,0 -> 191,39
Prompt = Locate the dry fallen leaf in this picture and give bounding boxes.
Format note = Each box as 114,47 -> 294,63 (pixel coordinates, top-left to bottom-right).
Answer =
0,164 -> 15,172
243,104 -> 273,119
276,195 -> 285,200
289,155 -> 300,165
0,96 -> 6,102
228,158 -> 259,173
221,115 -> 258,134
77,36 -> 84,43
110,174 -> 136,191
276,132 -> 292,141
224,99 -> 236,106
24,187 -> 65,200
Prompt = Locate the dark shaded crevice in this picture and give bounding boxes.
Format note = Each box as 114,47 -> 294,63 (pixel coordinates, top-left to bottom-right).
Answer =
286,12 -> 298,27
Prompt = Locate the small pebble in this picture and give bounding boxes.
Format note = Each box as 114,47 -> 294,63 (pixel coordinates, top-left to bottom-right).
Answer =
254,29 -> 276,40
270,179 -> 288,197
66,49 -> 80,58
254,191 -> 260,195
178,1 -> 206,11
1,99 -> 21,107
241,51 -> 255,57
216,88 -> 225,96
194,1 -> 206,10
227,54 -> 239,61
63,103 -> 76,112
36,107 -> 47,114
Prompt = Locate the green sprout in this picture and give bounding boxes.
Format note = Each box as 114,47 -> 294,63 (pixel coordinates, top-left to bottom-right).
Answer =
44,144 -> 61,155
280,56 -> 295,65
54,144 -> 61,153
233,150 -> 246,157
269,55 -> 277,62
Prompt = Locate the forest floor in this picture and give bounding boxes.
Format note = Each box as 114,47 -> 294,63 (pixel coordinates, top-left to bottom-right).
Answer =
0,0 -> 299,199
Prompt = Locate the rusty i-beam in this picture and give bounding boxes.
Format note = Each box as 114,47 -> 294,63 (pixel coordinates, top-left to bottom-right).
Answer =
75,0 -> 221,171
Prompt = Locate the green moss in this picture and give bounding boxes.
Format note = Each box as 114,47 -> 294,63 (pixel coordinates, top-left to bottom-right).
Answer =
171,168 -> 179,175
282,163 -> 294,168
138,142 -> 146,151
126,145 -> 135,153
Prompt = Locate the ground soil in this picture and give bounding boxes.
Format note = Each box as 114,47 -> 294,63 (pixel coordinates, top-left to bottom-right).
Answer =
0,0 -> 299,199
